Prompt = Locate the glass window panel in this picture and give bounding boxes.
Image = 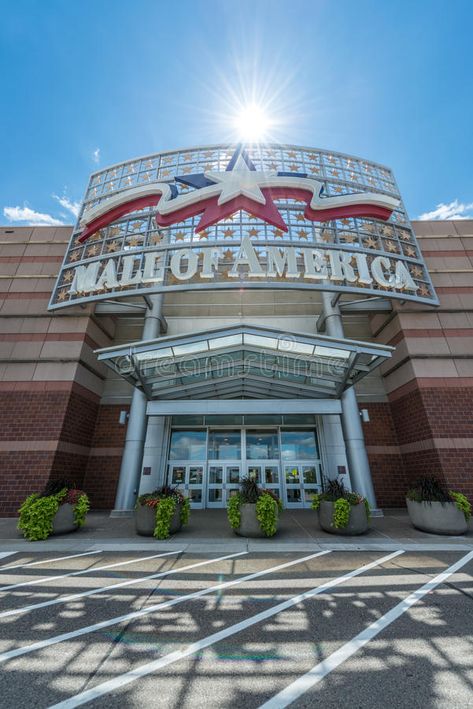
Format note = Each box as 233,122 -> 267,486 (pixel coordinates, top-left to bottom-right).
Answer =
227,467 -> 240,484
278,340 -> 314,355
243,415 -> 282,425
282,415 -> 316,425
209,466 -> 223,484
169,430 -> 206,460
304,488 -> 320,503
170,466 -> 185,485
205,415 -> 243,426
281,430 -> 319,460
171,416 -> 204,426
189,466 -> 203,485
190,489 -> 202,503
208,430 -> 241,460
172,341 -> 209,356
136,347 -> 173,361
247,465 -> 261,483
313,346 -> 350,359
208,489 -> 223,502
287,489 -> 301,503
244,334 -> 279,350
302,466 -> 318,484
285,466 -> 300,483
265,466 -> 279,484
208,334 -> 243,349
246,431 -> 279,459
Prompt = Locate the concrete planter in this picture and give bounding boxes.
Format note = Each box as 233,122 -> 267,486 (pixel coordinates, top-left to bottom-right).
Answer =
234,502 -> 279,538
135,501 -> 182,537
51,503 -> 78,536
406,499 -> 468,535
318,500 -> 369,536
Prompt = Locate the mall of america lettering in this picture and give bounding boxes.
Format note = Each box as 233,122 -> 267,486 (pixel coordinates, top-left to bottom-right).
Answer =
68,236 -> 418,295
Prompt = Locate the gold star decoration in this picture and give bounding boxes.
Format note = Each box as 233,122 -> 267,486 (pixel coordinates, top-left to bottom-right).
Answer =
184,153 -> 193,161
109,226 -> 121,237
140,172 -> 151,181
289,163 -> 299,172
223,249 -> 233,260
419,285 -> 430,297
364,223 -> 375,233
308,154 -> 317,161
107,241 -> 120,252
126,164 -> 135,174
160,169 -> 170,177
273,229 -> 284,238
364,237 -> 378,249
63,270 -> 74,283
333,186 -> 343,193
382,225 -> 393,236
296,214 -> 306,222
398,229 -> 411,242
341,218 -> 351,225
404,246 -> 416,257
145,160 -> 154,169
331,169 -> 340,177
87,245 -> 99,257
150,233 -> 162,244
248,228 -> 259,237
309,166 -> 320,174
128,236 -> 141,247
132,220 -> 144,231
69,250 -> 81,262
411,266 -> 423,278
198,230 -> 209,240
223,228 -> 235,238
57,290 -> 68,301
298,229 -> 309,240
385,241 -> 398,253
203,151 -> 214,158
162,157 -> 173,165
268,162 -> 278,170
321,230 -> 332,243
341,232 -> 357,244
175,231 -> 186,241
107,181 -> 115,191
182,166 -> 192,174
287,151 -> 297,159
328,155 -> 336,164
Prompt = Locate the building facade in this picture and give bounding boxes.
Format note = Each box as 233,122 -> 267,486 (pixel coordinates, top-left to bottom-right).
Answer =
0,144 -> 472,516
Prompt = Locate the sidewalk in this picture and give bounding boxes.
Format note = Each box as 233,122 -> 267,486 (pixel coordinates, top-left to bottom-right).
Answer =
1,508 -> 472,553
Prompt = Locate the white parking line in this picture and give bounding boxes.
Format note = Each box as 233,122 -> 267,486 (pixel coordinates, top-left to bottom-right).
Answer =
258,549 -> 473,709
0,551 -> 181,592
0,553 -> 15,562
0,551 -> 246,619
0,550 -> 330,665
47,550 -> 403,709
0,550 -> 102,571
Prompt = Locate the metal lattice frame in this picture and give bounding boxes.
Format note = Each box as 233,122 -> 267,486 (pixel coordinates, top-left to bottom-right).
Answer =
48,143 -> 438,309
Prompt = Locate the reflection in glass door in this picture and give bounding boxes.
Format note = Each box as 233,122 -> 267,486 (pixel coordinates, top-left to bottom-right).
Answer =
246,464 -> 281,499
283,463 -> 322,507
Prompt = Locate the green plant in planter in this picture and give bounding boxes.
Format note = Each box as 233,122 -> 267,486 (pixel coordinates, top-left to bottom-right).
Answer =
406,477 -> 471,521
18,479 -> 90,541
137,486 -> 190,539
311,478 -> 369,529
227,477 -> 282,537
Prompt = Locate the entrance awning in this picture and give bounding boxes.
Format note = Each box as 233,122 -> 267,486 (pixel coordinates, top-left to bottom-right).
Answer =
95,324 -> 393,400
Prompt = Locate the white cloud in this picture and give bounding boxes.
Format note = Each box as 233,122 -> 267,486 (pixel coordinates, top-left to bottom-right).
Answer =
418,199 -> 473,221
52,193 -> 80,218
92,147 -> 101,164
3,205 -> 64,227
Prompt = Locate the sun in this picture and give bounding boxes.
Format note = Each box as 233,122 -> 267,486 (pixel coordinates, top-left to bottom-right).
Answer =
233,104 -> 272,142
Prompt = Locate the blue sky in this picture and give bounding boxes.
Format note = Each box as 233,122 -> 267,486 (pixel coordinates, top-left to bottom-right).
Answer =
1,0 -> 472,226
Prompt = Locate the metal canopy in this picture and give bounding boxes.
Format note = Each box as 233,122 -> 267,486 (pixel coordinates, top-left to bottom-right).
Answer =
95,324 -> 393,401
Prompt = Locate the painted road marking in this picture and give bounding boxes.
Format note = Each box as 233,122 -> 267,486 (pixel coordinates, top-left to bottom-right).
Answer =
0,550 -> 330,665
0,551 -> 181,592
0,551 -> 103,572
258,549 -> 473,709
47,551 -> 403,709
0,553 -> 15,562
0,551 -> 247,619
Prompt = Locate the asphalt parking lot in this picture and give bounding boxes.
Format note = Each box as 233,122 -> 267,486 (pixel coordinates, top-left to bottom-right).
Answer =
0,548 -> 472,708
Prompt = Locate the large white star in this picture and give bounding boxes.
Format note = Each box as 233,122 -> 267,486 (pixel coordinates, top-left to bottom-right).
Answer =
205,155 -> 277,206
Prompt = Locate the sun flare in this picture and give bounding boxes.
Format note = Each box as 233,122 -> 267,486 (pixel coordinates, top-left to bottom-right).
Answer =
232,104 -> 272,142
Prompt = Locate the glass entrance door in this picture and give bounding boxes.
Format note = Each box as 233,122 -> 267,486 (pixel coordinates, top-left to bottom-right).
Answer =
168,463 -> 205,508
283,462 -> 322,508
245,463 -> 281,499
207,463 -> 241,507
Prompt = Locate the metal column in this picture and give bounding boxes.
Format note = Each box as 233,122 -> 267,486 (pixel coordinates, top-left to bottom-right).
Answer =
321,292 -> 379,512
111,294 -> 163,516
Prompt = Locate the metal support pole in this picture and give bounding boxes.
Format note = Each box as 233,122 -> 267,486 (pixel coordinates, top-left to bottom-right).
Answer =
321,292 -> 380,513
111,294 -> 163,516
